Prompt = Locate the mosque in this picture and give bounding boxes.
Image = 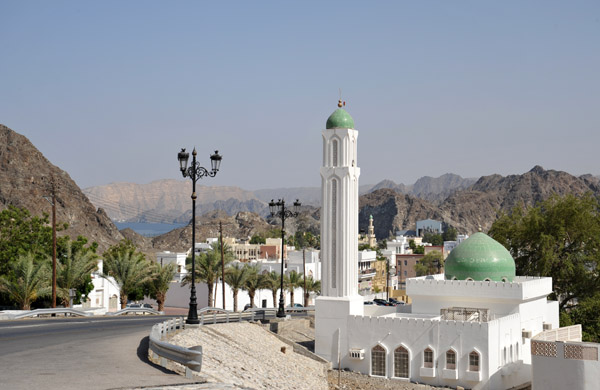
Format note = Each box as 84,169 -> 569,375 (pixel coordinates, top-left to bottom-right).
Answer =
315,102 -> 559,389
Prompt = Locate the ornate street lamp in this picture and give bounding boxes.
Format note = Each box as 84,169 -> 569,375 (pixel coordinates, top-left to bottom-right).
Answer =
178,148 -> 222,324
269,198 -> 301,318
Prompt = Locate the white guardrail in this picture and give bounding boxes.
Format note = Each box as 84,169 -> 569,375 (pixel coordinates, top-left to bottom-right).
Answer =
108,307 -> 164,316
148,306 -> 315,376
12,308 -> 91,319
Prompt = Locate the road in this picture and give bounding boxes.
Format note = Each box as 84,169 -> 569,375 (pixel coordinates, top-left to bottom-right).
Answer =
0,315 -> 197,390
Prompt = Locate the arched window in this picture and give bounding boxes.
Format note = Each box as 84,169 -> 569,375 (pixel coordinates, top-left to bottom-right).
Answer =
332,139 -> 338,167
423,348 -> 434,368
466,277 -> 474,281
446,349 -> 456,370
484,278 -> 491,282
371,345 -> 386,377
469,351 -> 480,372
394,346 -> 409,378
502,277 -> 508,282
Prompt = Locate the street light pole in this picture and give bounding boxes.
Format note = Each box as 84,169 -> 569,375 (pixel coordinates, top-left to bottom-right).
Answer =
178,148 -> 222,325
269,198 -> 301,318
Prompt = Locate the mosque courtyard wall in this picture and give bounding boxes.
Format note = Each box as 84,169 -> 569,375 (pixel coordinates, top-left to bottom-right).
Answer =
341,312 -> 530,389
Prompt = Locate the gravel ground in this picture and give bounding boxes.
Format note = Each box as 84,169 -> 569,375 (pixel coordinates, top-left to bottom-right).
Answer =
327,370 -> 445,390
167,322 -> 328,390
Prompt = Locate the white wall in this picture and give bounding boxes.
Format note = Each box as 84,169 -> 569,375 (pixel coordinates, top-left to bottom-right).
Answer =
532,341 -> 600,390
152,281 -> 311,311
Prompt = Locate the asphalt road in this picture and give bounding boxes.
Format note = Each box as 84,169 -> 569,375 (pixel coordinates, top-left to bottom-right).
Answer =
0,315 -> 198,390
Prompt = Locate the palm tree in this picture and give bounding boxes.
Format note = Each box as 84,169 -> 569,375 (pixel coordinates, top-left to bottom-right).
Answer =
182,241 -> 233,307
0,253 -> 50,310
303,275 -> 321,305
101,240 -> 151,309
284,270 -> 303,306
147,262 -> 176,311
241,264 -> 267,308
224,263 -> 249,312
263,271 -> 281,308
56,239 -> 98,307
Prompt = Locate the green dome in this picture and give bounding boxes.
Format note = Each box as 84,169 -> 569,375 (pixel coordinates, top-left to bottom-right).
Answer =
444,232 -> 516,282
326,108 -> 355,129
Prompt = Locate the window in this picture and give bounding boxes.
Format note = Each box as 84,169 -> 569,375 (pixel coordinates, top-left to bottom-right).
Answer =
446,350 -> 456,370
394,346 -> 409,378
332,139 -> 338,167
424,348 -> 434,368
371,345 -> 386,377
469,351 -> 480,372
404,260 -> 407,266
404,270 -> 407,276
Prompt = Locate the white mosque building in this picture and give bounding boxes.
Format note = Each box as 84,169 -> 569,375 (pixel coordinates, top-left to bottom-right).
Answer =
315,102 -> 560,389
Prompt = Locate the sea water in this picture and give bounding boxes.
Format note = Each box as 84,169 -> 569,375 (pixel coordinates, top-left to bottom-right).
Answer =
114,222 -> 186,237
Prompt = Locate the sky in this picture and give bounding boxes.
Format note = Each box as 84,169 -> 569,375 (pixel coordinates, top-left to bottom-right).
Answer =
1,1 -> 599,190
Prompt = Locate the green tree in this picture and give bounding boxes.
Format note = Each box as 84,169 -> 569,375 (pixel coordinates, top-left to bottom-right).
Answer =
414,245 -> 425,254
224,263 -> 250,312
0,252 -> 50,309
284,270 -> 303,306
263,271 -> 281,308
242,264 -> 267,308
414,251 -> 444,276
249,234 -> 266,245
147,262 -> 176,311
409,240 -> 416,251
56,237 -> 98,307
182,241 -> 233,307
102,240 -> 150,309
443,227 -> 458,241
489,194 -> 600,342
422,232 -> 443,246
0,206 -> 53,277
302,275 -> 321,305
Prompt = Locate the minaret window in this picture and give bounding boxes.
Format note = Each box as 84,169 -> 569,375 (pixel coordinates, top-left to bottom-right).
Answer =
332,139 -> 338,167
331,178 -> 337,288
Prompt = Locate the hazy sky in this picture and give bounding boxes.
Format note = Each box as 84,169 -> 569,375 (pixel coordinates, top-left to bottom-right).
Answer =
1,1 -> 599,190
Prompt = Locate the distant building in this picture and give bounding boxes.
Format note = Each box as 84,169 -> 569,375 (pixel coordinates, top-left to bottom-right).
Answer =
156,251 -> 188,282
416,219 -> 442,236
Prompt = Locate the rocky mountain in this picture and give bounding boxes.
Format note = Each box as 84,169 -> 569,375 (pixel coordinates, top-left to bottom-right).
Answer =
149,210 -> 274,253
358,166 -> 600,238
359,189 -> 442,239
0,124 -> 124,252
367,173 -> 476,203
83,180 -> 258,223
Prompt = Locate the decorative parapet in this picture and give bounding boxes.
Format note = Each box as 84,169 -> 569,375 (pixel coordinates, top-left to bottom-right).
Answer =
407,276 -> 552,301
532,339 -> 598,361
440,307 -> 490,322
533,325 -> 582,342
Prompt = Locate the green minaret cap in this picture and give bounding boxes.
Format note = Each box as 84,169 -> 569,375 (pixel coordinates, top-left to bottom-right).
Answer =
326,100 -> 355,129
444,232 -> 516,282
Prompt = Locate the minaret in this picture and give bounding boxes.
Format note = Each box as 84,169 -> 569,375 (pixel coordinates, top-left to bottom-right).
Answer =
367,215 -> 377,248
315,100 -> 364,365
319,99 -> 361,297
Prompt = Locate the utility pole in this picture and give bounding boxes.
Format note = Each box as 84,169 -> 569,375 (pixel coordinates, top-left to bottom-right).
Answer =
43,177 -> 57,308
220,221 -> 226,310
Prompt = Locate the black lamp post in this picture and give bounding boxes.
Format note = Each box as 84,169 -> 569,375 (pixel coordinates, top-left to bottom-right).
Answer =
178,148 -> 222,324
269,198 -> 301,318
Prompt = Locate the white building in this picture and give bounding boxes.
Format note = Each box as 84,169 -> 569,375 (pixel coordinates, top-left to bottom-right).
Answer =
84,259 -> 121,313
443,234 -> 469,254
156,251 -> 188,281
314,102 -> 562,389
